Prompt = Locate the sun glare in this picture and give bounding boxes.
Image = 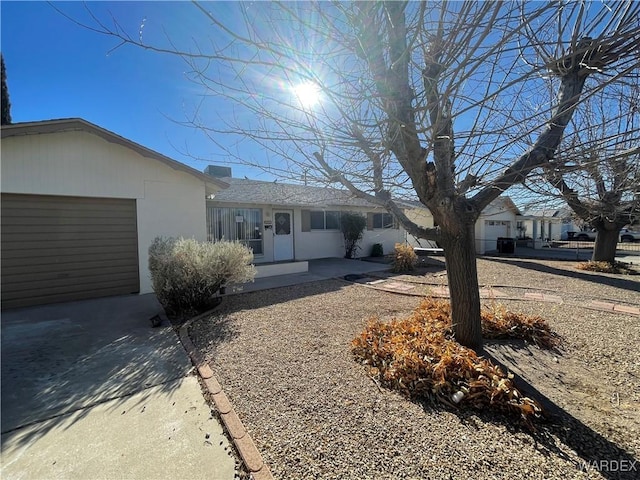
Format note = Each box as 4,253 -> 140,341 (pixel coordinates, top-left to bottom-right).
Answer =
292,82 -> 321,108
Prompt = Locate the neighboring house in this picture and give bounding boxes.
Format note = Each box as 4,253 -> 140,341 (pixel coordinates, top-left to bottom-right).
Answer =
474,197 -> 521,254
204,169 -> 406,263
391,196 -> 522,255
557,208 -> 585,240
517,209 -> 564,245
1,118 -> 227,309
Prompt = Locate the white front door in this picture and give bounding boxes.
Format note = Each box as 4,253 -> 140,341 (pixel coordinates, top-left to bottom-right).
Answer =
273,210 -> 294,261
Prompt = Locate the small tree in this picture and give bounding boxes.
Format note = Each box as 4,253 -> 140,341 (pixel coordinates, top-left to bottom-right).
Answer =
340,212 -> 366,259
544,90 -> 639,263
1,53 -> 11,125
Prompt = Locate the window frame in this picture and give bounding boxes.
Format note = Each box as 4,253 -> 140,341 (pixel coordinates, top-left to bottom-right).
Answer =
309,210 -> 342,231
207,206 -> 264,256
372,212 -> 394,230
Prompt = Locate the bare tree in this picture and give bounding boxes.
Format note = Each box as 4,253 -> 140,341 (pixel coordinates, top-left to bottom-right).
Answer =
59,1 -> 640,350
544,88 -> 639,263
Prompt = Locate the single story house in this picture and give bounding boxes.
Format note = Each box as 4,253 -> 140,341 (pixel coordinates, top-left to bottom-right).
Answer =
405,197 -> 522,254
517,209 -> 564,245
557,208 -> 586,240
474,197 -> 522,254
1,118 -> 227,309
204,168 -> 406,263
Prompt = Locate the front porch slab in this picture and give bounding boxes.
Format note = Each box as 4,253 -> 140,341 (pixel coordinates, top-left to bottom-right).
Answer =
254,261 -> 309,279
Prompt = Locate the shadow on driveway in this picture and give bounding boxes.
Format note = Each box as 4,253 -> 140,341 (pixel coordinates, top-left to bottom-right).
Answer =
1,294 -> 188,448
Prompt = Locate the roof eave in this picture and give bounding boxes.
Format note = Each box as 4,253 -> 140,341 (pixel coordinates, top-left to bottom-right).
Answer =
1,118 -> 228,190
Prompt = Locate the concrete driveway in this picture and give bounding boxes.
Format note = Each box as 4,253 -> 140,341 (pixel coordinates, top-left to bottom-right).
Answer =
1,294 -> 235,480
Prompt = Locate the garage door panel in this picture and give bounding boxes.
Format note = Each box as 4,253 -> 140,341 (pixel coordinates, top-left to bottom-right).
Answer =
1,258 -> 139,277
3,215 -> 137,226
1,194 -> 140,309
2,224 -> 139,234
5,286 -> 141,310
484,221 -> 510,236
1,205 -> 137,218
1,195 -> 135,209
1,231 -> 137,243
1,252 -> 139,269
0,201 -> 135,218
3,244 -> 138,259
2,270 -> 139,293
2,236 -> 138,250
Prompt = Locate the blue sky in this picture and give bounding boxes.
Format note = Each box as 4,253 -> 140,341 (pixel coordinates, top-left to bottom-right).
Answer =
1,1 -> 268,179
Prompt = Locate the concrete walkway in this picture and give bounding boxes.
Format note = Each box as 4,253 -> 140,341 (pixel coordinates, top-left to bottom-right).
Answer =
231,257 -> 639,316
235,250 -> 639,295
231,257 -> 393,294
1,294 -> 235,480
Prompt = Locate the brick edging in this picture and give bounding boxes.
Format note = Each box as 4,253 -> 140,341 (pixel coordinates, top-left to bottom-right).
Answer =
584,301 -> 640,316
176,319 -> 274,480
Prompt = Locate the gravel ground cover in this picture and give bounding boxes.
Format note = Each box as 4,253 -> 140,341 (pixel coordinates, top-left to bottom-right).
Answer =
190,258 -> 640,480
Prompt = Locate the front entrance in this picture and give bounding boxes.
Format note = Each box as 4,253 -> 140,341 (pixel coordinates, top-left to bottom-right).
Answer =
273,210 -> 294,261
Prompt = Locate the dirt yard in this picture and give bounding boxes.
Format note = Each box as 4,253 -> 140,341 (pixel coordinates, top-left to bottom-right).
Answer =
190,257 -> 639,480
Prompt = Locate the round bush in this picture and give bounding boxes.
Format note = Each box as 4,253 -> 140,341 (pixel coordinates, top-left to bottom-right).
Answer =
148,237 -> 256,317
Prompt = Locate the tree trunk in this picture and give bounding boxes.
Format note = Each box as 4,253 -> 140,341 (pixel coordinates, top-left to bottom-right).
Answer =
592,228 -> 619,263
442,223 -> 483,352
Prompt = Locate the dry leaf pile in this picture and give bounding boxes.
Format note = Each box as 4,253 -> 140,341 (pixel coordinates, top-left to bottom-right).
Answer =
576,260 -> 636,275
351,298 -> 558,425
481,302 -> 561,349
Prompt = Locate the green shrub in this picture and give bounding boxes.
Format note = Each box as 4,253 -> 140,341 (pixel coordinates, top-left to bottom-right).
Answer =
392,243 -> 417,272
370,243 -> 384,257
340,212 -> 367,259
148,237 -> 256,317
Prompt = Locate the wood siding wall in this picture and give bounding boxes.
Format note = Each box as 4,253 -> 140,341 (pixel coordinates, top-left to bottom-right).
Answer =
1,194 -> 139,309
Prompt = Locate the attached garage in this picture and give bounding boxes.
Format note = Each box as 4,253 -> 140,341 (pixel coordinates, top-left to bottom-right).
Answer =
1,118 -> 227,309
1,194 -> 140,309
474,197 -> 521,254
484,220 -> 511,240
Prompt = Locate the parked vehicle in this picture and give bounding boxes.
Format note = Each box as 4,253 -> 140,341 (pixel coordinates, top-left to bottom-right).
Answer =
619,228 -> 640,243
571,228 -> 640,242
573,229 -> 597,241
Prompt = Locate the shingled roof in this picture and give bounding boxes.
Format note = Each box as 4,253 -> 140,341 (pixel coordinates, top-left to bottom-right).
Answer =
210,177 -> 383,208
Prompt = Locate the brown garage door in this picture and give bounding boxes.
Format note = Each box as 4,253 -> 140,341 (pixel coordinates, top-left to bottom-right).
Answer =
1,194 -> 140,309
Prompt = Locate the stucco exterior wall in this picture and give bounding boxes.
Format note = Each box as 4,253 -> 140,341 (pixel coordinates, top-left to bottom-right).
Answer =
294,206 -> 406,259
475,207 -> 517,254
208,202 -> 407,262
406,203 -> 517,254
404,208 -> 436,247
293,206 -> 344,259
1,130 -> 209,294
